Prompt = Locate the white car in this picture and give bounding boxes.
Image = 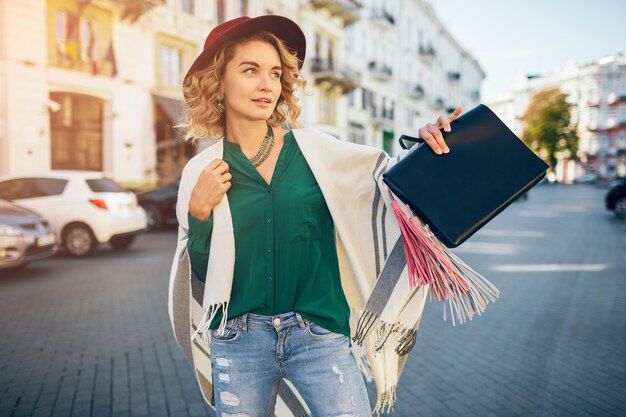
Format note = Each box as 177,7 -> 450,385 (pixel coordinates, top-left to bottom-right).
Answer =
0,171 -> 147,256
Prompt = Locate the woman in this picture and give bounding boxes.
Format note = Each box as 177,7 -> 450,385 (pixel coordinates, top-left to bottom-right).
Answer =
169,15 -> 460,416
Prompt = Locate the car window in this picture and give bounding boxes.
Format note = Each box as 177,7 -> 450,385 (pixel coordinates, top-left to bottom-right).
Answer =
86,178 -> 126,193
0,178 -> 68,199
34,178 -> 67,196
0,179 -> 33,200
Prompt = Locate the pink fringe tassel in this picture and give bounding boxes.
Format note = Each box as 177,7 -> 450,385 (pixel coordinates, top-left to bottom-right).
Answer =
387,189 -> 500,325
389,191 -> 468,300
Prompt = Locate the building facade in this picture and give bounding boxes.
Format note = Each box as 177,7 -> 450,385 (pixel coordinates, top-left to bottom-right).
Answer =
487,54 -> 626,182
0,0 -> 484,186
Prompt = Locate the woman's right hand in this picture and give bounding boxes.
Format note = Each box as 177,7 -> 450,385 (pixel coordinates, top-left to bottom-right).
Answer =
188,159 -> 232,221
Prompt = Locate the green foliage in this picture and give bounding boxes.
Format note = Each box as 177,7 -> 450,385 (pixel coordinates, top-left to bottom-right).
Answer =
522,88 -> 579,168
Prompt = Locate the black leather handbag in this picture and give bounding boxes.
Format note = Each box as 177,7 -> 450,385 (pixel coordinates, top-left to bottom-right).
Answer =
383,103 -> 550,248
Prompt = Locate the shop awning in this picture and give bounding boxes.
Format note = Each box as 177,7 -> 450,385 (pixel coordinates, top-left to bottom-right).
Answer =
153,94 -> 184,123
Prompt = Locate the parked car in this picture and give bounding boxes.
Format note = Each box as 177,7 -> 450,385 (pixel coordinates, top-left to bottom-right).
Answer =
0,199 -> 57,270
605,177 -> 626,218
0,172 -> 147,256
135,176 -> 180,231
573,173 -> 597,184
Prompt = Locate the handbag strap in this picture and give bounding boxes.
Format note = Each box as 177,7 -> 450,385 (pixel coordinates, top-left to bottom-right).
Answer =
398,134 -> 425,150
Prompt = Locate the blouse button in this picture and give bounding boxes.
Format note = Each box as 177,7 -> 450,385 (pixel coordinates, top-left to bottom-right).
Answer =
267,218 -> 272,223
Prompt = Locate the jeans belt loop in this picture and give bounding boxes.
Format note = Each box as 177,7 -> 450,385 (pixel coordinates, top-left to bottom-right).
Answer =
239,313 -> 248,332
295,312 -> 306,330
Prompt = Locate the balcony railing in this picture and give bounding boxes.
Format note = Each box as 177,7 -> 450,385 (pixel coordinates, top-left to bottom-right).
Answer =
310,0 -> 362,26
419,44 -> 436,59
370,105 -> 394,124
368,60 -> 392,81
114,0 -> 164,23
310,57 -> 360,92
407,84 -> 425,100
447,71 -> 461,82
370,8 -> 395,29
429,97 -> 444,110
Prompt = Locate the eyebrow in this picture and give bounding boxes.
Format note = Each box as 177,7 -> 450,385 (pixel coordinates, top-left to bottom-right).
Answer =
238,61 -> 282,71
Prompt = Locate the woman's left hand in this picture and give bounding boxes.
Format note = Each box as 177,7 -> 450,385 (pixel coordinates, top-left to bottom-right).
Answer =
417,106 -> 463,155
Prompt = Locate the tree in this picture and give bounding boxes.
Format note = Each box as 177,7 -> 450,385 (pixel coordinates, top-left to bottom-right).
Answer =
522,88 -> 579,169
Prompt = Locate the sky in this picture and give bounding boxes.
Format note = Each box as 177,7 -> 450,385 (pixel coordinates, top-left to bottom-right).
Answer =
428,0 -> 626,100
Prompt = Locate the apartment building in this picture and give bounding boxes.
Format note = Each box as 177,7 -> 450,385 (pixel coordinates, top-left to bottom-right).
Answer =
487,54 -> 626,182
0,0 -> 484,185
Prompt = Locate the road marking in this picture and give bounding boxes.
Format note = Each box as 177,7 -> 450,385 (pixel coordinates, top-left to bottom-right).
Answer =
489,264 -> 611,272
517,210 -> 558,218
477,230 -> 546,238
454,242 -> 519,255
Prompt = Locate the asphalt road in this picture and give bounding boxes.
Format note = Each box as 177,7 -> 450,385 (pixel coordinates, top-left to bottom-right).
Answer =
1,183 -> 624,417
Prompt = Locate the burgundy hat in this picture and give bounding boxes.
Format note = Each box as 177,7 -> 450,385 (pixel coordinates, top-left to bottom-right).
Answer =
183,15 -> 306,86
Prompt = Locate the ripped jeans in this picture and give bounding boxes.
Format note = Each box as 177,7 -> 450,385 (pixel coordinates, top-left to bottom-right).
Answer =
209,311 -> 372,417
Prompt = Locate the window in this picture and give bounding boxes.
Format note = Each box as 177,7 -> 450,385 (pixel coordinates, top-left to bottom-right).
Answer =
348,122 -> 365,145
181,0 -> 194,14
0,178 -> 67,200
34,178 -> 68,196
79,18 -> 94,64
50,92 -> 103,171
348,89 -> 355,108
319,91 -> 336,124
160,45 -> 182,86
0,179 -> 33,200
314,32 -> 321,58
216,0 -> 225,23
86,178 -> 125,193
617,131 -> 626,150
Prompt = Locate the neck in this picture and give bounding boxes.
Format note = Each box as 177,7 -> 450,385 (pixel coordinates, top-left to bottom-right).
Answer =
224,117 -> 270,157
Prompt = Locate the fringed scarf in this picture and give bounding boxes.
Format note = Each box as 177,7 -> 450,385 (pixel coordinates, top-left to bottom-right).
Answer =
168,126 -> 500,415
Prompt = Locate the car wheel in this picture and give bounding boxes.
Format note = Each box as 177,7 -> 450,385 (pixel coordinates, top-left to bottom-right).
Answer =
63,224 -> 96,257
143,204 -> 163,232
615,197 -> 626,218
109,235 -> 137,249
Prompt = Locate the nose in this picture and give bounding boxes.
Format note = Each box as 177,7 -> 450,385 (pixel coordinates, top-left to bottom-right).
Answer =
258,72 -> 273,92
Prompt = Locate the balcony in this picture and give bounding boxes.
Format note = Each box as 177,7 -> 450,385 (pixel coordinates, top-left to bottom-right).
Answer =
369,105 -> 394,126
418,44 -> 436,63
310,57 -> 360,92
370,8 -> 395,30
368,60 -> 392,81
587,97 -> 600,107
407,83 -> 425,100
447,71 -> 461,82
428,96 -> 444,110
113,0 -> 164,23
310,0 -> 362,26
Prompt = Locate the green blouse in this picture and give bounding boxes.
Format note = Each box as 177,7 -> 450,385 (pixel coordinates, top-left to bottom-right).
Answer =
186,130 -> 351,337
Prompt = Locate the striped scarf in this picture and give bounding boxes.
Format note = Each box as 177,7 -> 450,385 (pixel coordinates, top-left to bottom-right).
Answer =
168,127 -> 499,415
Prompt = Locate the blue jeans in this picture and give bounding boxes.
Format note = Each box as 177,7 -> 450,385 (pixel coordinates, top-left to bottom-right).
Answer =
209,311 -> 372,417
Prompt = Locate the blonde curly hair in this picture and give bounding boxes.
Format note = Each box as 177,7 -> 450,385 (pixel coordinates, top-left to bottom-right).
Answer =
179,31 -> 309,142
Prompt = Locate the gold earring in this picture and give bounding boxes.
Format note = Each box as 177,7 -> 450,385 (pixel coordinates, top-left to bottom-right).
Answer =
217,94 -> 225,114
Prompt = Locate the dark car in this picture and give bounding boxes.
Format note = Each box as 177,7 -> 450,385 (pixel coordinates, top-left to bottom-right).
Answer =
605,177 -> 626,218
136,177 -> 180,231
0,199 -> 58,270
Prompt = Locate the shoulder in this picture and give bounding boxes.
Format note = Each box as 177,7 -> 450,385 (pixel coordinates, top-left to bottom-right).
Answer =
183,139 -> 224,174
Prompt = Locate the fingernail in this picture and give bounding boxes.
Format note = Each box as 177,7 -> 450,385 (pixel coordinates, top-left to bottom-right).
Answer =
444,147 -> 450,153
436,149 -> 442,154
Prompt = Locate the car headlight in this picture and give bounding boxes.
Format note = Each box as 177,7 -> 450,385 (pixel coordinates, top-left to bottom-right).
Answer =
0,223 -> 24,237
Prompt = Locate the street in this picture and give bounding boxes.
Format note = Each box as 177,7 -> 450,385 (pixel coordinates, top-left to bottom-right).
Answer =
1,184 -> 624,417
